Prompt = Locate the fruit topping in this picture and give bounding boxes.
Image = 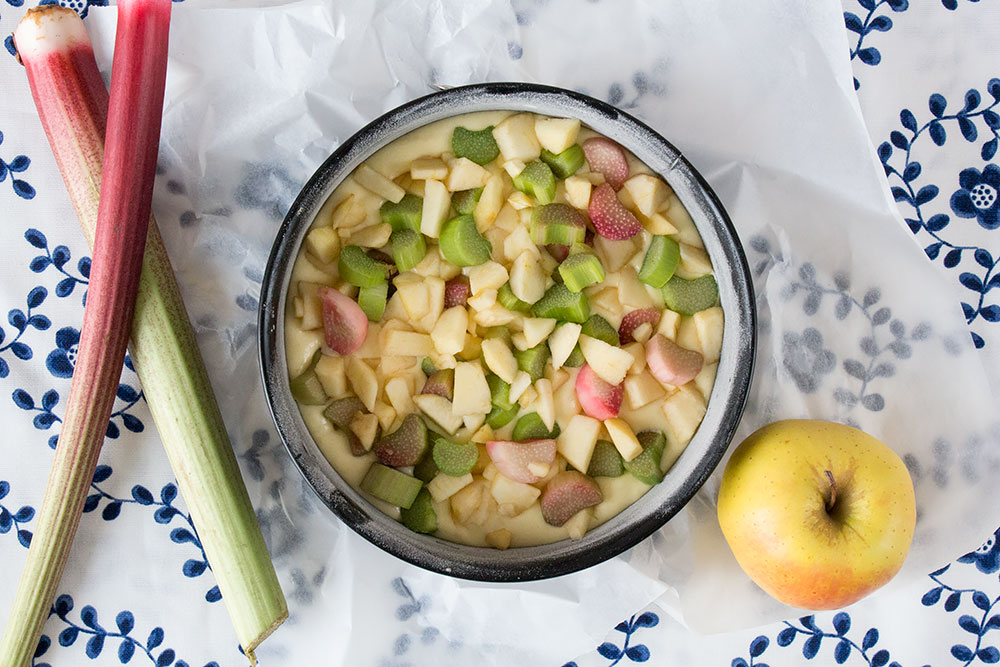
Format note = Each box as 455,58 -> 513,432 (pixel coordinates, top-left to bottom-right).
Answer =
512,160 -> 557,204
451,126 -> 500,166
317,285 -> 369,355
432,438 -> 480,476
497,282 -> 533,313
661,274 -> 719,316
508,250 -> 547,304
546,244 -> 570,262
511,412 -> 561,442
580,314 -> 619,346
575,363 -> 623,420
619,308 -> 661,344
604,417 -> 643,461
357,283 -> 388,322
439,214 -> 493,267
582,137 -> 629,190
338,245 -> 389,287
360,463 -> 423,509
400,488 -> 438,533
373,413 -> 430,468
389,229 -> 427,272
421,368 -> 455,401
485,439 -> 557,483
578,335 -> 634,385
540,144 -> 585,179
420,356 -> 437,377
548,322 -> 582,369
413,454 -> 439,483
645,334 -> 704,387
558,253 -> 605,293
444,275 -> 472,308
379,193 -> 423,232
540,471 -> 603,527
514,343 -> 551,382
637,235 -> 680,288
587,440 -> 625,477
623,430 -> 666,485
588,183 -> 642,240
532,283 -> 590,323
530,204 -> 588,246
492,114 -> 541,162
289,350 -> 326,405
452,187 -> 484,215
485,373 -> 519,429
535,117 -> 581,154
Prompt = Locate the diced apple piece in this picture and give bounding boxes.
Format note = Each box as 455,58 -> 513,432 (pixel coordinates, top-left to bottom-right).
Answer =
662,384 -> 707,447
548,322 -> 582,369
467,261 -> 509,295
417,276 -> 446,334
507,191 -> 534,210
330,193 -> 366,229
517,385 -> 538,409
493,203 -> 520,232
410,156 -> 449,180
664,195 -> 703,248
503,225 -> 536,263
604,418 -> 642,462
535,117 -> 581,154
432,306 -> 469,355
618,267 -> 655,310
656,309 -> 681,340
646,334 -> 703,387
305,226 -> 341,264
564,508 -> 592,539
677,243 -> 713,279
384,376 -> 415,416
395,281 -> 430,321
475,173 -> 505,230
622,174 -> 669,216
345,222 -> 392,248
413,393 -> 463,435
520,317 -> 557,348
485,528 -> 512,550
556,414 -> 601,473
451,361 -> 492,418
486,439 -> 557,483
428,472 -> 474,503
354,163 -> 405,203
622,342 -> 646,375
481,338 -> 518,384
508,371 -> 532,403
349,412 -> 380,451
645,211 -> 679,235
449,480 -> 484,524
353,322 -> 383,359
623,372 -> 666,410
315,355 -> 348,398
694,362 -> 718,400
421,179 -> 451,238
578,335 -> 635,385
564,175 -> 592,210
492,113 -> 541,162
293,296 -> 305,319
693,306 -> 724,363
540,471 -> 602,527
346,357 -> 379,411
467,289 -> 498,312
446,157 -> 490,192
412,248 -> 441,277
575,364 -> 623,420
382,329 -> 434,358
534,378 -> 556,431
509,250 -> 546,305
503,159 -> 527,178
675,315 -> 700,353
594,235 -> 638,273
298,282 -> 324,331
463,412 -> 486,433
473,304 -> 518,327
490,474 -> 541,517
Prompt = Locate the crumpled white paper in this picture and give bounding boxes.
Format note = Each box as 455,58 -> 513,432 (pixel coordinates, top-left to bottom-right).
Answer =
80,0 -> 1000,663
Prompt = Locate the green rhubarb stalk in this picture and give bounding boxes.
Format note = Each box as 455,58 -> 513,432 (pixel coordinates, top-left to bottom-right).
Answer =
9,6 -> 286,665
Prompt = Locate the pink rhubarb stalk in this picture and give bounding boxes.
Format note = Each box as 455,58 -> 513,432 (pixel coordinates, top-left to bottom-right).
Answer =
8,5 -> 287,665
0,3 -> 171,664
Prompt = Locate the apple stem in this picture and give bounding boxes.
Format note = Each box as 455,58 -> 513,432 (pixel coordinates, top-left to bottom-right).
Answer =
824,470 -> 837,512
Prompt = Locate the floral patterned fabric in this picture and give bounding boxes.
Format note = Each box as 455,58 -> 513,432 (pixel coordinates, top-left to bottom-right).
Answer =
0,0 -> 998,665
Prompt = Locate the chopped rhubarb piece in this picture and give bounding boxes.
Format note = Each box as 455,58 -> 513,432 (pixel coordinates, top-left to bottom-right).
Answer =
452,126 -> 500,165
511,412 -> 560,441
540,471 -> 603,527
532,283 -> 590,323
318,285 -> 369,355
575,363 -> 623,420
581,314 -> 619,346
540,144 -> 585,179
582,137 -> 629,190
645,334 -> 704,386
432,438 -> 479,476
390,229 -> 427,272
444,275 -> 471,308
379,193 -> 423,231
619,308 -> 661,344
587,440 -> 624,477
558,253 -> 605,293
452,187 -> 484,215
400,488 -> 437,533
661,274 -> 719,315
357,283 -> 388,322
439,214 -> 493,267
374,413 -> 430,468
360,464 -> 423,509
589,183 -> 642,240
623,431 -> 666,484
421,369 -> 455,401
512,160 -> 556,204
637,235 -> 680,287
339,245 -> 388,287
485,439 -> 557,483
530,203 -> 588,246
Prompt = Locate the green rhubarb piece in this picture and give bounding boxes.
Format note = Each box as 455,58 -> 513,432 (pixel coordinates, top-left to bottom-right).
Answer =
323,396 -> 366,428
515,343 -> 551,382
513,161 -> 556,204
624,431 -> 666,485
532,283 -> 589,323
439,215 -> 492,267
379,193 -> 423,232
563,344 -> 585,368
421,357 -> 437,377
400,488 -> 437,533
452,126 -> 500,165
413,454 -> 439,483
373,413 -> 430,468
432,438 -> 479,476
540,144 -> 585,179
360,463 -> 423,509
389,229 -> 427,272
486,373 -> 518,429
338,245 -> 388,288
289,350 -> 326,405
482,326 -> 513,345
421,369 -> 454,401
486,403 -> 519,430
558,253 -> 605,293
581,314 -> 619,346
638,235 -> 681,288
587,440 -> 625,477
511,412 -> 560,442
357,282 -> 388,322
530,204 -> 587,245
661,274 -> 719,316
452,187 -> 484,216
498,283 -> 532,313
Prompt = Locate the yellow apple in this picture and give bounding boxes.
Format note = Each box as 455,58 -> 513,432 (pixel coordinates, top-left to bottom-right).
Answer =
716,419 -> 916,610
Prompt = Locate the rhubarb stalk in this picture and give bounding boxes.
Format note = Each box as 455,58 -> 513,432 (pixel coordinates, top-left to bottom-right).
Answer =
7,5 -> 286,665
